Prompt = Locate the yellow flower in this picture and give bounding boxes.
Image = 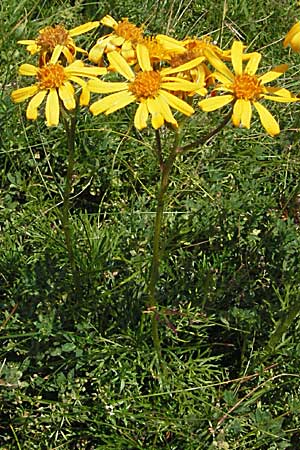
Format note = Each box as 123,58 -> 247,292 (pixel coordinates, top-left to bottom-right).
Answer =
88,43 -> 206,130
18,21 -> 100,65
158,35 -> 227,61
157,35 -> 228,90
284,22 -> 300,52
199,41 -> 296,136
11,48 -> 106,126
140,36 -> 173,64
89,15 -> 143,65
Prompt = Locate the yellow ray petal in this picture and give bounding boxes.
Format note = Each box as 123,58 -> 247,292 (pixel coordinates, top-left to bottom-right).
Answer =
194,86 -> 208,96
264,86 -> 293,97
146,98 -> 164,129
199,94 -> 233,112
90,91 -> 134,115
67,65 -> 107,77
162,56 -> 205,76
161,79 -> 201,92
258,64 -> 288,84
253,101 -> 280,136
69,21 -> 100,36
121,44 -> 135,62
80,83 -> 90,106
108,51 -> 134,80
101,15 -> 118,29
262,94 -> 298,103
18,40 -> 39,54
105,91 -> 135,114
11,85 -> 39,103
23,43 -> 40,54
204,49 -> 234,81
62,47 -> 76,64
134,101 -> 148,129
50,45 -> 64,64
88,43 -> 105,64
240,99 -> 252,129
213,85 -> 234,93
45,88 -> 60,126
26,91 -> 47,120
110,36 -> 125,46
151,112 -> 164,129
68,60 -> 84,68
156,34 -> 186,53
157,94 -> 177,126
52,46 -> 65,64
159,90 -> 194,116
232,98 -> 251,128
213,71 -> 234,86
231,41 -> 243,76
289,34 -> 300,52
17,39 -> 35,45
136,44 -> 152,71
59,82 -> 76,110
284,22 -> 300,48
74,45 -> 87,55
88,79 -> 128,93
232,98 -> 243,127
18,64 -> 38,76
69,75 -> 86,88
245,52 -> 261,75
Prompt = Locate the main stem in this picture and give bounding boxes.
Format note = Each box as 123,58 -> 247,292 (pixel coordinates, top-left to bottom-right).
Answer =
148,131 -> 180,358
148,113 -> 232,360
62,112 -> 80,293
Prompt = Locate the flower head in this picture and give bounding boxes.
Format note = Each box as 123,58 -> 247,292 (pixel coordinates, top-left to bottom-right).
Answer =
88,43 -> 206,129
284,22 -> 300,52
140,36 -> 173,65
18,21 -> 100,65
157,35 -> 229,90
89,15 -> 144,65
11,49 -> 106,126
199,41 -> 296,136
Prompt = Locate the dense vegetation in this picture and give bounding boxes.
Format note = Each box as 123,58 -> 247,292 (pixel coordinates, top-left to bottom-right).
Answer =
1,0 -> 300,448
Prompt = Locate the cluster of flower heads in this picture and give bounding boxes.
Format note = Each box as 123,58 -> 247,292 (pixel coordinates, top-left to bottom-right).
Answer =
11,16 -> 300,135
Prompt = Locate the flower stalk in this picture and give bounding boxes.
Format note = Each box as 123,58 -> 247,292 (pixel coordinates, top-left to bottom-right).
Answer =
61,108 -> 80,293
148,130 -> 180,359
148,114 -> 232,360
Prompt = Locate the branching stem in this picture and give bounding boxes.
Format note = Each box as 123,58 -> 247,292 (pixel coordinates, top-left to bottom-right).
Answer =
148,112 -> 232,361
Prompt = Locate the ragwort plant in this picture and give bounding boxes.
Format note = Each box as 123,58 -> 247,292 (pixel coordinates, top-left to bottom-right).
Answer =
1,0 -> 299,447
11,13 -> 299,367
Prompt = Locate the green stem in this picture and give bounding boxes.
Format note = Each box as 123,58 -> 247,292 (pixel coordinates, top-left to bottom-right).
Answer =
149,133 -> 179,358
61,111 -> 80,293
148,114 -> 232,360
178,110 -> 232,154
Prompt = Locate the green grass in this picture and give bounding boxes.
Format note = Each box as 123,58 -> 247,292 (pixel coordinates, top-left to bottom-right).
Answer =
1,0 -> 300,448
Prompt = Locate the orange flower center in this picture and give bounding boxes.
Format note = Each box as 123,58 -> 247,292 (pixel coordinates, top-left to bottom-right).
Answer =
37,25 -> 70,50
232,74 -> 263,100
114,19 -> 143,43
37,64 -> 67,89
129,70 -> 161,99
